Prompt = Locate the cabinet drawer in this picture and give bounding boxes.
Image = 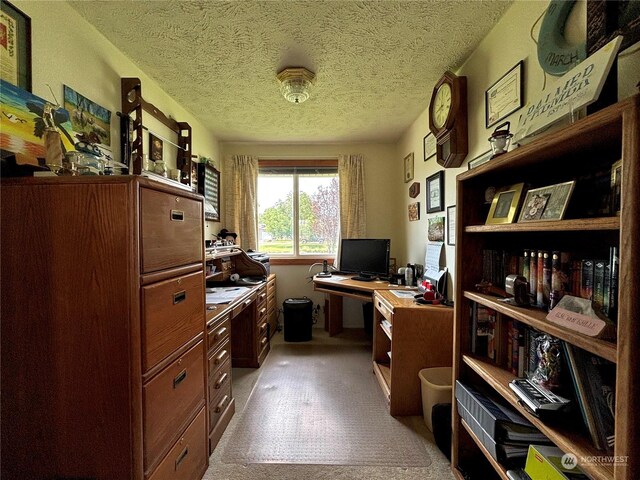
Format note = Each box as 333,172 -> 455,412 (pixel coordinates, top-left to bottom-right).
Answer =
232,293 -> 256,318
208,357 -> 232,400
209,381 -> 232,432
142,271 -> 205,371
375,294 -> 394,323
140,188 -> 203,274
207,314 -> 230,353
257,320 -> 269,338
256,304 -> 268,324
148,407 -> 207,480
208,342 -> 231,372
144,340 -> 205,470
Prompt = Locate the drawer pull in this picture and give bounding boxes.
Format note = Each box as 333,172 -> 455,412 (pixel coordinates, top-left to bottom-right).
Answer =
215,349 -> 228,365
173,369 -> 187,388
173,290 -> 186,304
215,372 -> 228,389
244,298 -> 253,307
175,446 -> 189,469
259,293 -> 267,300
170,209 -> 184,221
259,322 -> 267,333
214,326 -> 227,341
259,307 -> 267,316
261,337 -> 268,346
215,395 -> 229,413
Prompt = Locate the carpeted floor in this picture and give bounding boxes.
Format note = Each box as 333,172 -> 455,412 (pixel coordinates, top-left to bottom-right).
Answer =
203,328 -> 455,480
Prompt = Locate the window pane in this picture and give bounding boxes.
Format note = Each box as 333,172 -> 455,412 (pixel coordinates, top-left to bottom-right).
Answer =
299,174 -> 339,255
257,175 -> 293,254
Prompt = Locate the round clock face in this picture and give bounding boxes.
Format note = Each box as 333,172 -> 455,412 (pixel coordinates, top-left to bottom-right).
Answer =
432,83 -> 452,129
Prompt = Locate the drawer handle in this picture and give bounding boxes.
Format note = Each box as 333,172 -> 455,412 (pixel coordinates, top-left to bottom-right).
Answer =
260,293 -> 267,300
215,349 -> 228,365
244,298 -> 253,307
170,209 -> 184,221
260,307 -> 267,316
173,369 -> 187,388
214,326 -> 227,341
173,290 -> 186,304
215,395 -> 229,413
259,322 -> 267,333
261,337 -> 268,346
175,446 -> 189,469
215,372 -> 228,389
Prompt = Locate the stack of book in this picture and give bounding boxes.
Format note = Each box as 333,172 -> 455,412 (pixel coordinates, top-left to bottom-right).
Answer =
455,381 -> 551,467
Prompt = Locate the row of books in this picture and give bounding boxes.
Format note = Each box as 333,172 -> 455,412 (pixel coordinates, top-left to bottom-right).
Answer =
481,247 -> 618,320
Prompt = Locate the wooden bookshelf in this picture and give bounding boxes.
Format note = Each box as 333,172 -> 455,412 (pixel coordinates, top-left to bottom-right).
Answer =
460,418 -> 509,480
451,95 -> 640,480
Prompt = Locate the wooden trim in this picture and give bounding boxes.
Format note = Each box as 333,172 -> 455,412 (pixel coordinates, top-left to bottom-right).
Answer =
258,159 -> 338,168
270,257 -> 334,266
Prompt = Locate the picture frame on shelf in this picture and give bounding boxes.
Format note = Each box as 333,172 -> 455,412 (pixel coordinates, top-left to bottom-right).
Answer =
408,202 -> 420,221
0,1 -> 31,91
486,182 -> 525,224
426,171 -> 444,213
485,60 -> 523,128
404,152 -> 414,183
517,180 -> 575,222
447,205 -> 456,245
468,150 -> 493,170
423,133 -> 436,161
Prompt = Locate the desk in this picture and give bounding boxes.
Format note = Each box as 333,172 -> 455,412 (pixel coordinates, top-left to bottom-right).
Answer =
312,275 -> 415,336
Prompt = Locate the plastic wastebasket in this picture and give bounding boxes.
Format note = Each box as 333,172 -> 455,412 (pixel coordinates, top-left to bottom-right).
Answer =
419,367 -> 452,431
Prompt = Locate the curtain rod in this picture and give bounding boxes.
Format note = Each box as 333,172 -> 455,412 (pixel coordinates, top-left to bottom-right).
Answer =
257,156 -> 338,160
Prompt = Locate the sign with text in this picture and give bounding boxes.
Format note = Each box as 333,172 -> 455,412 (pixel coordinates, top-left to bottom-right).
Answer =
515,36 -> 623,142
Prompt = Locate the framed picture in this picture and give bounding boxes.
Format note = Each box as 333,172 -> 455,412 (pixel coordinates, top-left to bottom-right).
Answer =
0,1 -> 31,91
409,181 -> 420,198
447,205 -> 456,245
404,152 -> 414,183
468,150 -> 493,170
517,181 -> 575,222
485,61 -> 523,128
427,216 -> 445,242
426,171 -> 444,213
408,202 -> 420,221
486,182 -> 525,224
423,133 -> 436,161
149,133 -> 163,162
63,85 -> 112,147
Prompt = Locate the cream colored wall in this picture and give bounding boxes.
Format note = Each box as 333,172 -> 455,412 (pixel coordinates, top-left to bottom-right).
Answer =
221,142 -> 400,328
396,0 -> 586,301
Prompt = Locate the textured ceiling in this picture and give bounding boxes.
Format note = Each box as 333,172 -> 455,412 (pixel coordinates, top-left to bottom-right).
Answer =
70,1 -> 512,144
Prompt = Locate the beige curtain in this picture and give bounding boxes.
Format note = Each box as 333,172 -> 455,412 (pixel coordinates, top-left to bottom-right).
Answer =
335,154 -> 366,267
223,155 -> 258,250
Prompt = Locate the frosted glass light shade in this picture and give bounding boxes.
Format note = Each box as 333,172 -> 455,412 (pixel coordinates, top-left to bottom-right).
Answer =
276,67 -> 315,104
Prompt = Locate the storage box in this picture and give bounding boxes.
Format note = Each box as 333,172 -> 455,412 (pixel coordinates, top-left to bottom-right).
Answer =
524,445 -> 589,480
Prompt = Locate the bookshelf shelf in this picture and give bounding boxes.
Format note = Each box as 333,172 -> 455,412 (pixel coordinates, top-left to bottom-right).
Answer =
464,217 -> 620,233
460,418 -> 509,480
380,322 -> 392,340
452,95 -> 640,480
463,355 -> 613,480
463,291 -> 617,363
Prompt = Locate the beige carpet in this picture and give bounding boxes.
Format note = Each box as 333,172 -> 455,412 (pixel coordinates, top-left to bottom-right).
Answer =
204,328 -> 455,480
222,343 -> 431,467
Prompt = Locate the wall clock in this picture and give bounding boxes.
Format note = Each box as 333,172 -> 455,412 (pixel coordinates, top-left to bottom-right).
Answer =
428,71 -> 468,168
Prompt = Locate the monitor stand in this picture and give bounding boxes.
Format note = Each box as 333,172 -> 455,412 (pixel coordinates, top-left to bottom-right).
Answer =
351,273 -> 375,282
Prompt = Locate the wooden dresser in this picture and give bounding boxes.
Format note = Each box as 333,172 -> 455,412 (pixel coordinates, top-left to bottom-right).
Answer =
1,176 -> 208,480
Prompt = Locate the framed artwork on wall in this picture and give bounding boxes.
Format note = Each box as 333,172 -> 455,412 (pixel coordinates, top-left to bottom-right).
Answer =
426,171 -> 444,213
0,1 -> 31,91
423,133 -> 436,161
404,152 -> 414,182
447,205 -> 456,245
485,61 -> 524,128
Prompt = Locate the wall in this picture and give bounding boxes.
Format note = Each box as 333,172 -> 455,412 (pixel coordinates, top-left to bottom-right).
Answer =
395,0 -> 585,301
13,0 -> 222,237
221,142 -> 400,327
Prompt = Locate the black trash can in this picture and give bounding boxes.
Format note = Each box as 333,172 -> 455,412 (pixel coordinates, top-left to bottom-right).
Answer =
283,297 -> 313,342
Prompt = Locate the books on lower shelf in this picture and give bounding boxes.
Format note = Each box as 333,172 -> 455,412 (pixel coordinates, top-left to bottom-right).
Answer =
524,445 -> 589,479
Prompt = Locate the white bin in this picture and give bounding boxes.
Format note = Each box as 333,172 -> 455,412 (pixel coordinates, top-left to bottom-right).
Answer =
419,367 -> 453,432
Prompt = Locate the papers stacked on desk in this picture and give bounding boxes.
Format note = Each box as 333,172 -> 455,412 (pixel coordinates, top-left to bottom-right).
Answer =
205,286 -> 250,304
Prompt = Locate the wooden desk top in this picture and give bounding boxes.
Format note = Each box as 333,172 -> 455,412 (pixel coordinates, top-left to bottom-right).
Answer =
313,274 -> 415,301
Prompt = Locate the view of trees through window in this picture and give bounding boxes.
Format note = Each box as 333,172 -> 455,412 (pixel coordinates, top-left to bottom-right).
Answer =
257,170 -> 339,256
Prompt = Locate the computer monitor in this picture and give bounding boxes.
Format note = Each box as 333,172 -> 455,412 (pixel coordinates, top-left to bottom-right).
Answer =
339,238 -> 390,279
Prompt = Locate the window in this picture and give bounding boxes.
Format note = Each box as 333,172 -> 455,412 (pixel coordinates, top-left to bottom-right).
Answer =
257,160 -> 339,259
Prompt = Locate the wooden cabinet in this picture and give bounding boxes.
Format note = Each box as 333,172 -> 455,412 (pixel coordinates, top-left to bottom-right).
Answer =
451,95 -> 640,480
372,290 -> 453,416
0,177 -> 207,480
267,273 -> 278,337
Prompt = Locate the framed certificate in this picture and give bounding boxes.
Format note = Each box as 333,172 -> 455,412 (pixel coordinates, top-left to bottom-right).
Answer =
485,61 -> 523,128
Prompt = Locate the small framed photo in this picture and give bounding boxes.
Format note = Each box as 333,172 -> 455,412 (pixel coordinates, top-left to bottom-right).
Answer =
485,61 -> 524,128
404,152 -> 414,183
486,182 -> 525,224
468,150 -> 493,170
423,133 -> 436,161
517,181 -> 575,222
408,202 -> 420,221
447,205 -> 456,245
0,1 -> 32,91
426,171 -> 445,213
149,133 -> 163,162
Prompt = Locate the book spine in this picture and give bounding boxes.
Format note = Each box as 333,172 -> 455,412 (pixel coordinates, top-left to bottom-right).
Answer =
511,320 -> 520,375
536,251 -> 544,307
542,251 -> 551,309
549,251 -> 562,309
529,250 -> 537,296
580,259 -> 595,300
526,329 -> 539,379
608,246 -> 618,322
522,249 -> 530,280
593,259 -> 606,311
571,259 -> 581,295
506,319 -> 514,371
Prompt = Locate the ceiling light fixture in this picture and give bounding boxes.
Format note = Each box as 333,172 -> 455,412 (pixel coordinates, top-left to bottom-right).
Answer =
276,67 -> 315,104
